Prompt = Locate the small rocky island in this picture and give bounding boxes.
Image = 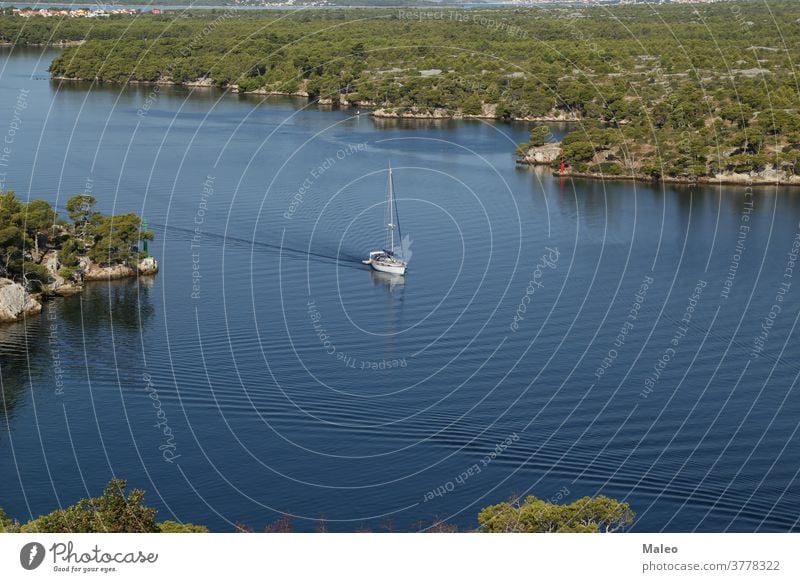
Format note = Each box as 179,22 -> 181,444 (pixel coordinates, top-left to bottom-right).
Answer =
516,125 -> 800,186
0,191 -> 157,323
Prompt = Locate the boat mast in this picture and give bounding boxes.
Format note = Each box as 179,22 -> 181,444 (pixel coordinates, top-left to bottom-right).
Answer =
387,164 -> 395,252
393,171 -> 402,255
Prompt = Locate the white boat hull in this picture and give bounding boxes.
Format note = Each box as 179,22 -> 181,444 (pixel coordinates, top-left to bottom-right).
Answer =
371,260 -> 406,275
365,251 -> 406,275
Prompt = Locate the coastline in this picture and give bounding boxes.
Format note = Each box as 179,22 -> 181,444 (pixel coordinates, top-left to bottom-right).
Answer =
369,106 -> 581,123
561,171 -> 800,187
517,140 -> 800,188
1,40 -> 84,47
50,75 -> 800,188
517,162 -> 800,187
0,257 -> 158,324
51,75 -> 583,123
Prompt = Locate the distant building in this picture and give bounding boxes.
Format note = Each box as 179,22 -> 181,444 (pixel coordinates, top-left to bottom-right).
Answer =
13,7 -> 138,18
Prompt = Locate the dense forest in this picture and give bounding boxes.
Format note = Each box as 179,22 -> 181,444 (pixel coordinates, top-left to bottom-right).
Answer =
1,2 -> 799,180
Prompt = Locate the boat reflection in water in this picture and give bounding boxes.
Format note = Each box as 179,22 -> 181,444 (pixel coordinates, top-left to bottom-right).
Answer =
369,269 -> 405,292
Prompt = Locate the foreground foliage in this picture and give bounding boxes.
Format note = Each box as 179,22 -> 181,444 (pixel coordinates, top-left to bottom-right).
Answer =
1,479 -> 207,533
478,494 -> 635,533
2,479 -> 633,533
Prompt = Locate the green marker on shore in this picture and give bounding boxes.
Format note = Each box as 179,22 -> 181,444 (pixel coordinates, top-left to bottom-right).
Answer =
141,218 -> 149,258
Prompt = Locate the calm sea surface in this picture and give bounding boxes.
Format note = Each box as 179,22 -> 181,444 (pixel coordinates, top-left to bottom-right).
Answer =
1,47 -> 799,532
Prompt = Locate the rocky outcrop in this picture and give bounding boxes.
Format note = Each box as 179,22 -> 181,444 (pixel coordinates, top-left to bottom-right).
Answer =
184,77 -> 215,87
709,167 -> 800,185
82,257 -> 159,281
372,107 -> 454,119
548,165 -> 800,186
0,279 -> 42,323
371,104 -> 582,122
83,261 -> 136,281
138,257 -> 159,276
246,87 -> 310,97
520,143 -> 562,165
515,110 -> 582,122
1,254 -> 159,324
42,251 -> 82,296
480,103 -> 497,118
246,79 -> 310,97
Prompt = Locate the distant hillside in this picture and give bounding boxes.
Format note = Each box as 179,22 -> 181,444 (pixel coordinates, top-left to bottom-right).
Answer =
4,1 -> 798,184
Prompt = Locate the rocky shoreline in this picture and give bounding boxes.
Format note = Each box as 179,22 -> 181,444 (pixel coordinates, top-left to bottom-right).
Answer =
546,169 -> 800,187
51,76 -> 583,123
369,105 -> 581,123
0,256 -> 158,324
517,144 -> 800,187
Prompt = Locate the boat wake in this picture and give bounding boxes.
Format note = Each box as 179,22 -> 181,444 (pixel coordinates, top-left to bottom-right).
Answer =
150,222 -> 365,268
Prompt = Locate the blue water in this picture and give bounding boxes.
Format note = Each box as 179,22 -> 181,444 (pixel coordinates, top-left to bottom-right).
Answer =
1,47 -> 799,532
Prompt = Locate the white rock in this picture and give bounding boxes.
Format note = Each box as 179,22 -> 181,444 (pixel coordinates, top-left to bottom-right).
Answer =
523,143 -> 562,165
138,257 -> 159,275
0,279 -> 42,323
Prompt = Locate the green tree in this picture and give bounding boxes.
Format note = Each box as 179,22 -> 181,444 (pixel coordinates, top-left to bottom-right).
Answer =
562,140 -> 596,165
88,213 -> 153,266
22,261 -> 51,290
0,191 -> 29,279
350,42 -> 367,59
528,125 -> 552,148
461,93 -> 483,116
478,495 -> 634,533
157,520 -> 209,533
0,507 -> 20,532
21,479 -> 159,533
66,193 -> 96,224
23,199 -> 59,258
719,103 -> 753,128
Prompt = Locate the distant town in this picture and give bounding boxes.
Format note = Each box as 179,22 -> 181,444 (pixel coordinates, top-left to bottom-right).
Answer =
11,7 -> 144,18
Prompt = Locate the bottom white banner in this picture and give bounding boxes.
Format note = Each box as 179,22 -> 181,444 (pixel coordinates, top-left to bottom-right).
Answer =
1,533 -> 796,581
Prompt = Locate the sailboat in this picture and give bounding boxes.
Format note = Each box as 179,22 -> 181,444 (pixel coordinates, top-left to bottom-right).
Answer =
362,165 -> 408,276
